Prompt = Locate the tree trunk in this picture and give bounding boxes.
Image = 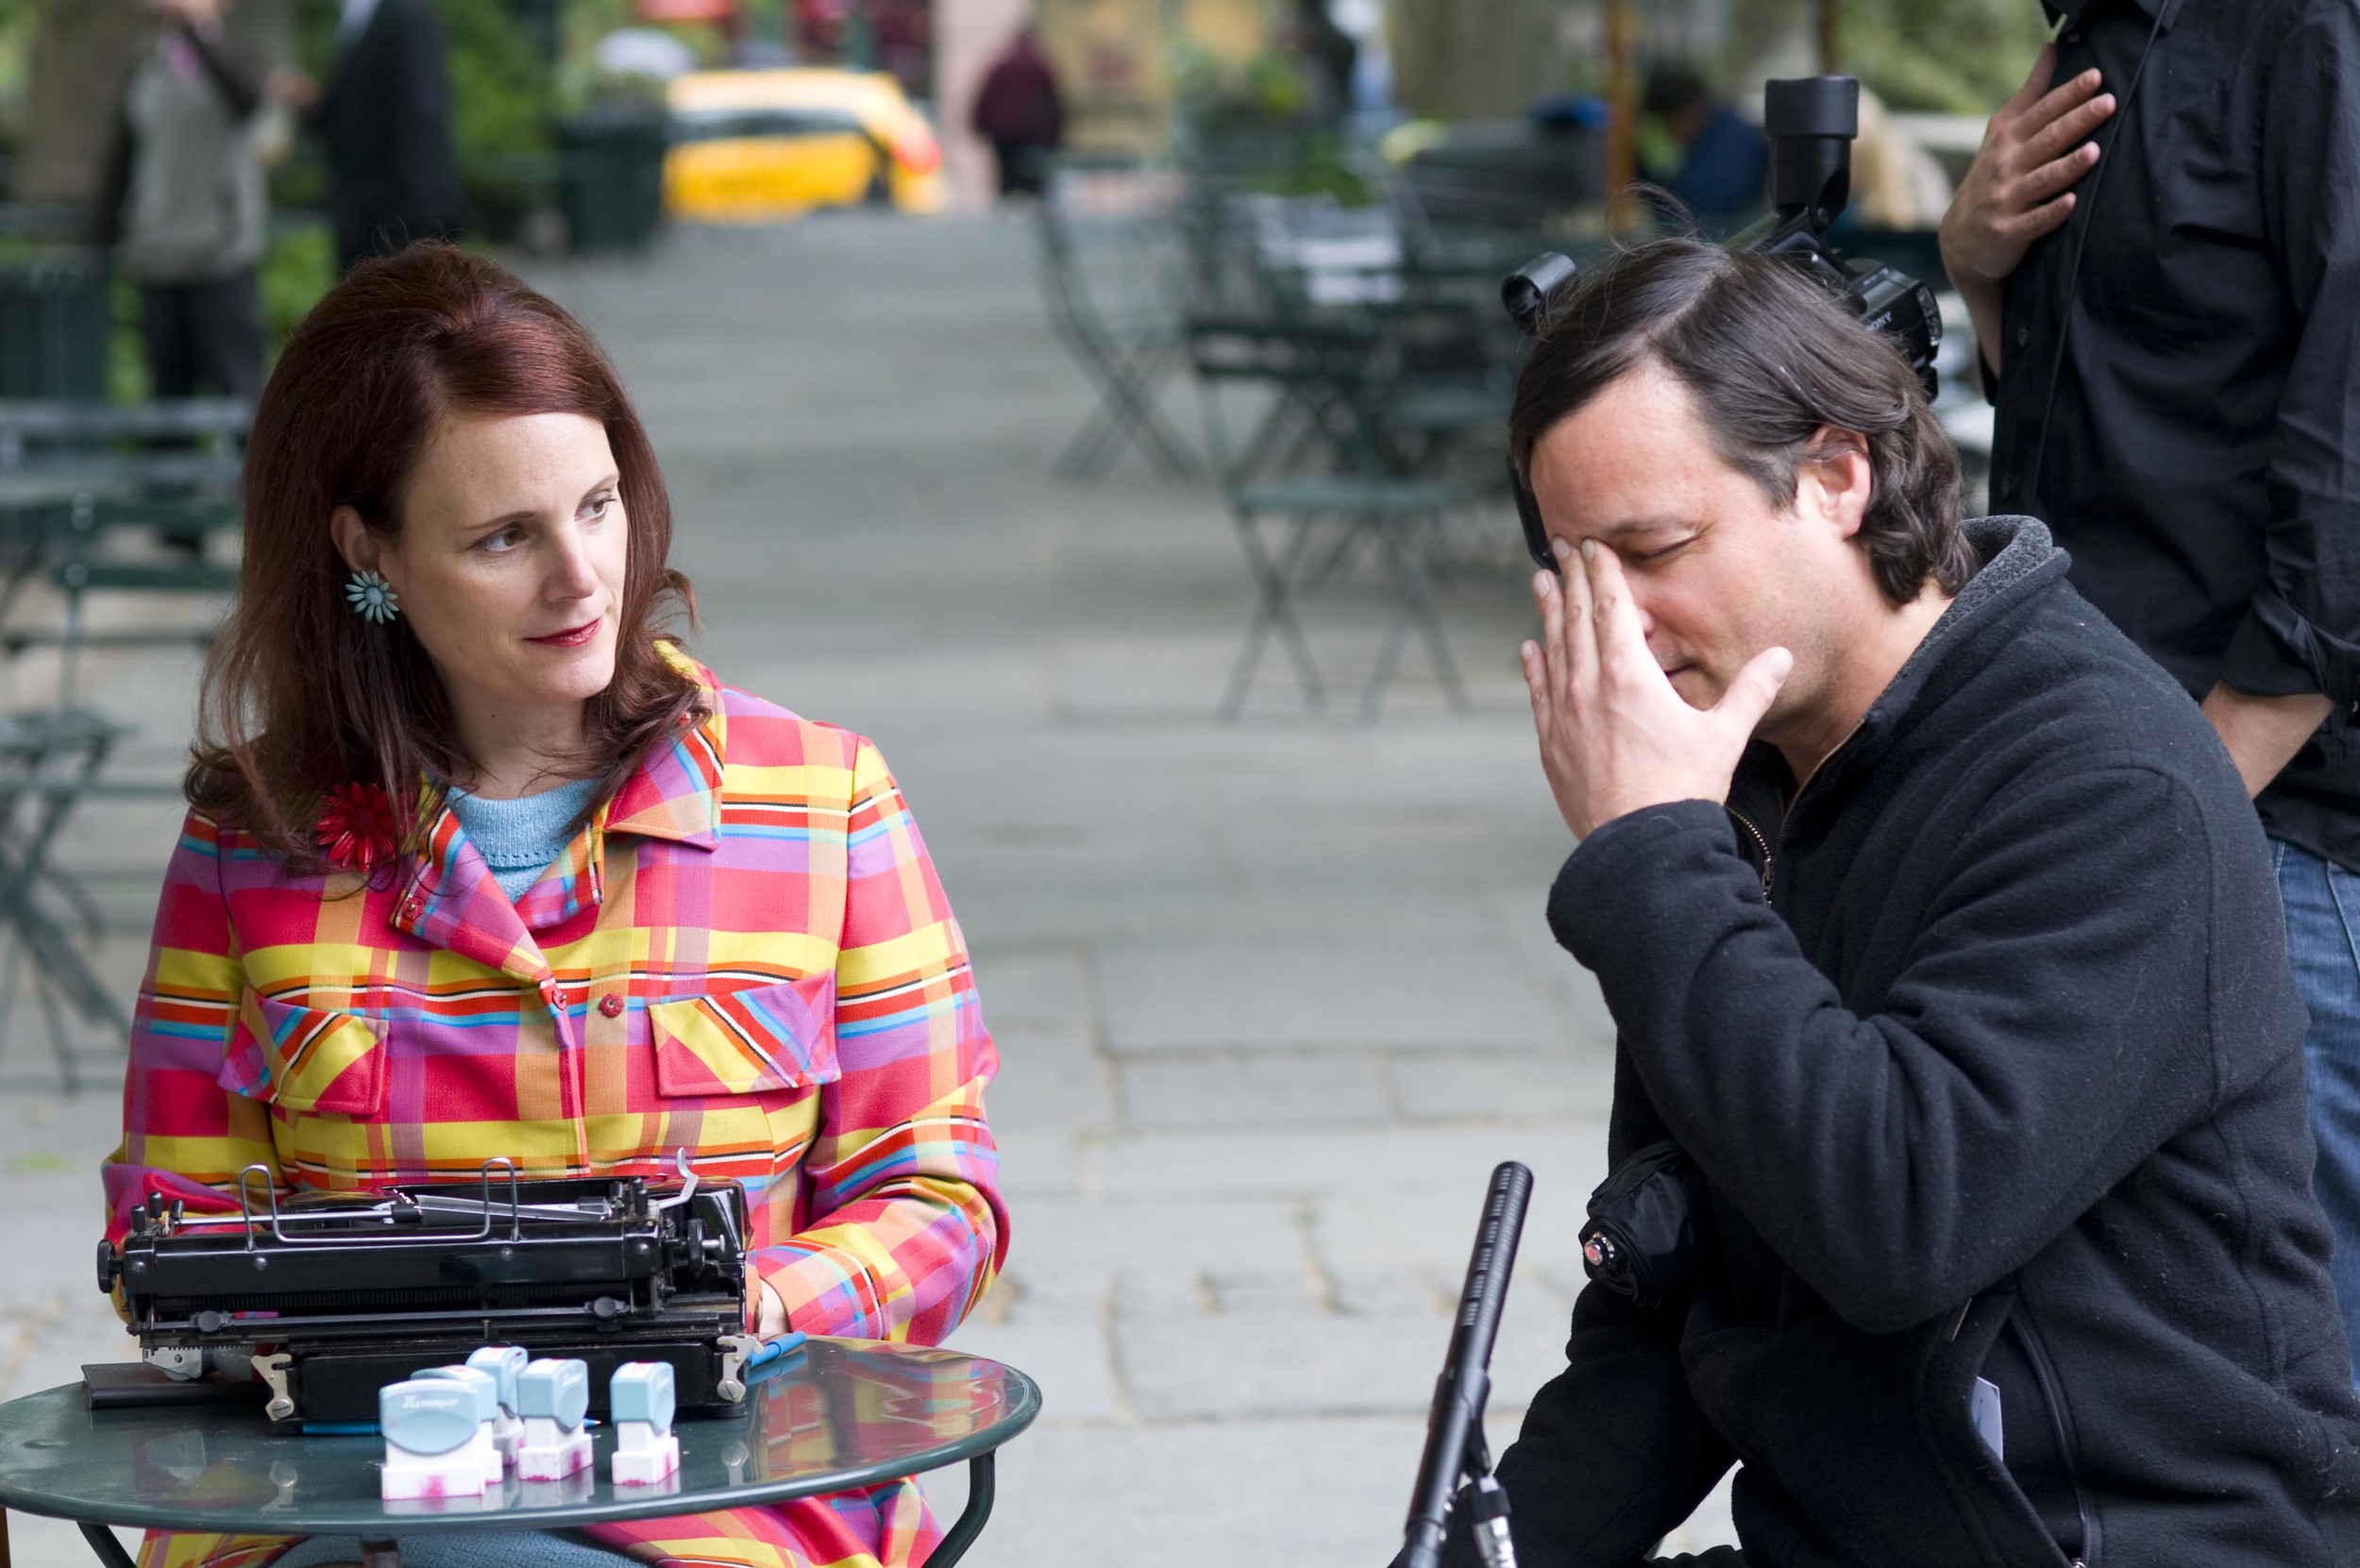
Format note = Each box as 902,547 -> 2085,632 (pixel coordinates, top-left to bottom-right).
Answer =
1387,0 -> 1558,121
17,0 -> 145,204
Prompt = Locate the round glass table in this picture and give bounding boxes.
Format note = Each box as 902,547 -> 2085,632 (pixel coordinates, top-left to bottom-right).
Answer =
0,1339 -> 1039,1568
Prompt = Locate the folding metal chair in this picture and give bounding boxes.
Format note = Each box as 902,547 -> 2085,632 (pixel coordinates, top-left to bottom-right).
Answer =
0,399 -> 245,706
1188,315 -> 1491,719
29,492 -> 242,707
1035,164 -> 1201,481
0,704 -> 134,1093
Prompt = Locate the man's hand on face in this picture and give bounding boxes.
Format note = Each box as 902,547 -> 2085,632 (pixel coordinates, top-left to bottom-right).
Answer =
1938,45 -> 2115,374
1523,537 -> 1793,841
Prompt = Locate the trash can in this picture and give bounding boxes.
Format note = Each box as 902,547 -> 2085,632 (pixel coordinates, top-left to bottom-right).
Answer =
0,251 -> 111,399
558,103 -> 669,255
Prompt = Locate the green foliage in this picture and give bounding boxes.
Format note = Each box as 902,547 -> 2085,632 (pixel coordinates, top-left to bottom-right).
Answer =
1839,0 -> 2053,114
1174,44 -> 1312,135
0,0 -> 31,156
553,0 -> 724,113
438,0 -> 553,160
110,264 -> 148,406
435,0 -> 555,234
260,217 -> 335,355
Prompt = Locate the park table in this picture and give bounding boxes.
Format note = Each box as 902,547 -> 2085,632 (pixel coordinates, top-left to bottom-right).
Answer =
0,1338 -> 1038,1568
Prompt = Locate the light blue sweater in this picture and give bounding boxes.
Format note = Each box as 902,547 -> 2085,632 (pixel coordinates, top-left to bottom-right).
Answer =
446,777 -> 601,901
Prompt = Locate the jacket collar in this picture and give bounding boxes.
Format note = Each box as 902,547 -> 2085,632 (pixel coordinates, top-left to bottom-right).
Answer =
388,647 -> 727,967
600,642 -> 726,851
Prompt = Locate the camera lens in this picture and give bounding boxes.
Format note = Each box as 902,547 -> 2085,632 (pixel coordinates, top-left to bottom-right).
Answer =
1763,76 -> 1860,140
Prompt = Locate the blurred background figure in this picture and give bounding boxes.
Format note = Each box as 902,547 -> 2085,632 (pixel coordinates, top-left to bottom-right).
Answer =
1846,85 -> 1954,229
92,0 -> 268,403
1641,62 -> 1768,228
969,23 -> 1063,199
292,0 -> 464,270
1291,0 -> 1359,125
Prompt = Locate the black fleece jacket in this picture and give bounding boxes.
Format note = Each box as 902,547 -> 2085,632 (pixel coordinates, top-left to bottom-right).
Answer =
1468,518 -> 2360,1567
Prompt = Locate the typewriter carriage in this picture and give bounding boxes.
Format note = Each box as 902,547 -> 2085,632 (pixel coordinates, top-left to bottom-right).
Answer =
104,1157 -> 759,1424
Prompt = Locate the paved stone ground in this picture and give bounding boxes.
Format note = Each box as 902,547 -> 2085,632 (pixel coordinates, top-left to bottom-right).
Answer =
0,213 -> 1735,1565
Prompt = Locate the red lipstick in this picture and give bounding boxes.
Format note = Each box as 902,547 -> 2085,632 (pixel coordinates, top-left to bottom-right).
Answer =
529,619 -> 600,649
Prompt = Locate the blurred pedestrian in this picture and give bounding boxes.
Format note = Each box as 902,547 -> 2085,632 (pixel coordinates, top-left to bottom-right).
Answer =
1641,64 -> 1768,228
1291,0 -> 1358,125
969,25 -> 1063,198
279,0 -> 464,270
1847,87 -> 1952,230
1942,14 -> 2360,1376
93,0 -> 270,403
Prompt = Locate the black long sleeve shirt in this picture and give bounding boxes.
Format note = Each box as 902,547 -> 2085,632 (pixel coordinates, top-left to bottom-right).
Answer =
1987,0 -> 2360,869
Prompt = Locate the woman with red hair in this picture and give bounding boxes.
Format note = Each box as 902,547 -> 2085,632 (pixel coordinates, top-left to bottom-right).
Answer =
104,244 -> 1004,1568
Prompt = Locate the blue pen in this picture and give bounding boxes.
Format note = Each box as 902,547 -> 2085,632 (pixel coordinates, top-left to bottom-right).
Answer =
743,1331 -> 807,1373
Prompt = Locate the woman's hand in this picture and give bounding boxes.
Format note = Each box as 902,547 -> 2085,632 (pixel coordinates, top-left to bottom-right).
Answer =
755,1278 -> 789,1337
1522,539 -> 1791,840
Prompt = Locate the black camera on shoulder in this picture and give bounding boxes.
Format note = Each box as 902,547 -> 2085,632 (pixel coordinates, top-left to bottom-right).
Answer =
1500,75 -> 1945,569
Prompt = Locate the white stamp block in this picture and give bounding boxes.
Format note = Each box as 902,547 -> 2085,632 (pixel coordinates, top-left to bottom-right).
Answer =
514,1357 -> 594,1483
466,1344 -> 529,1467
609,1361 -> 681,1486
379,1379 -> 488,1502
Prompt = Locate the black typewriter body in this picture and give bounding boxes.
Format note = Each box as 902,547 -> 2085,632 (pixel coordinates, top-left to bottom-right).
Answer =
101,1162 -> 763,1425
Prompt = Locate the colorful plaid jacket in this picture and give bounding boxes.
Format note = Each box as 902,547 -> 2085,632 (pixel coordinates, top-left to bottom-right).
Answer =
105,656 -> 1005,1568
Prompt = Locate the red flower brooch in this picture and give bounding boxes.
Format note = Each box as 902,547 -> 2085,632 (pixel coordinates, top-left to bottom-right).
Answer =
316,783 -> 400,870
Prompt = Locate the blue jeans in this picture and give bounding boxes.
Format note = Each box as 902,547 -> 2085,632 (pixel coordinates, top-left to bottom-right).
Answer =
2274,838 -> 2360,1383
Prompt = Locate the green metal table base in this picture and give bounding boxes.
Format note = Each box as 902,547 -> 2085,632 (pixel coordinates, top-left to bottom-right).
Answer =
76,1523 -> 130,1568
74,1452 -> 997,1568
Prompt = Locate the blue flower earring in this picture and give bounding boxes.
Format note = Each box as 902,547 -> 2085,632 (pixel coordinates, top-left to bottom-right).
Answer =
346,569 -> 399,624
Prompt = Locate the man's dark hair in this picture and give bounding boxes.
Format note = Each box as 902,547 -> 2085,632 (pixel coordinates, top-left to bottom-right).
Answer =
1509,237 -> 1973,607
1640,64 -> 1711,121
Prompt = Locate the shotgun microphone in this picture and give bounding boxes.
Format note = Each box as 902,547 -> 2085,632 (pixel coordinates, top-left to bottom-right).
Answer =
1398,1160 -> 1534,1568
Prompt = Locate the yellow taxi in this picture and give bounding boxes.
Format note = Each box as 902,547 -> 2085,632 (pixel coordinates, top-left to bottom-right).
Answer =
665,68 -> 947,221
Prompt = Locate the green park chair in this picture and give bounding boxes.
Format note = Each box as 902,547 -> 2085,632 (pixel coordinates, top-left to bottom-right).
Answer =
1187,314 -> 1492,719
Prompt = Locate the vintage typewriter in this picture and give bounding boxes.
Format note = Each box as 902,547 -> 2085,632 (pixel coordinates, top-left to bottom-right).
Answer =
96,1155 -> 767,1425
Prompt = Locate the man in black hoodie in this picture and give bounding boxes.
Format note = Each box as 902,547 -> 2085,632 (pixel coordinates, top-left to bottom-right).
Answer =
1454,237 -> 2360,1567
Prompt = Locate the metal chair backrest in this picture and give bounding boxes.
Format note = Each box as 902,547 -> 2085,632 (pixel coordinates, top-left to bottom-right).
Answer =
0,397 -> 251,469
1186,313 -> 1398,491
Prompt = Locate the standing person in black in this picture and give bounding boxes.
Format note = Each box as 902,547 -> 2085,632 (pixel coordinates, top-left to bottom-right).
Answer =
284,0 -> 464,270
1440,237 -> 2360,1567
1940,8 -> 2360,1379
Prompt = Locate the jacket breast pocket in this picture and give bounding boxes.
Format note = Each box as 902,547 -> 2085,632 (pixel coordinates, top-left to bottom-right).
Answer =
218,990 -> 387,1117
649,973 -> 839,1099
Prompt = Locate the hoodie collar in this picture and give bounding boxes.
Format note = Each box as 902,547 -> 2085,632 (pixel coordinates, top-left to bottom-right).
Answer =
1734,515 -> 2069,805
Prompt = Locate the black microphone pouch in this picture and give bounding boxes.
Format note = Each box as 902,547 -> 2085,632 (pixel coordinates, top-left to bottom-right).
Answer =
1579,1139 -> 1698,1309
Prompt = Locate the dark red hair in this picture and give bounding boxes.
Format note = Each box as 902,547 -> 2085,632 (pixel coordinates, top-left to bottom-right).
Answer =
189,244 -> 700,868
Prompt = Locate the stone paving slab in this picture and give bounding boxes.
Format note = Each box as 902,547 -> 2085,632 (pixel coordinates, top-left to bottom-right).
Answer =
1093,941 -> 1576,1054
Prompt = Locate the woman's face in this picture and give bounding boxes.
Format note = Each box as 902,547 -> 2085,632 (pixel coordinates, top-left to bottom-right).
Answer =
336,411 -> 631,741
